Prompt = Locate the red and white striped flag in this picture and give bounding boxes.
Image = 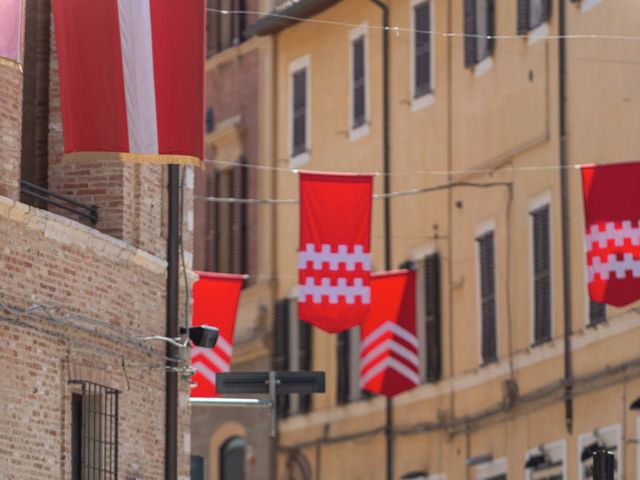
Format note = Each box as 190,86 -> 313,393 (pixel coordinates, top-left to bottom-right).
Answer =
298,172 -> 373,333
582,162 -> 640,307
51,0 -> 204,166
360,270 -> 419,397
0,0 -> 23,64
190,272 -> 244,398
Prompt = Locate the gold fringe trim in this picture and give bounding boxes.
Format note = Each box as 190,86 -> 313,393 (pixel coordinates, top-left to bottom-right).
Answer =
0,57 -> 22,70
63,151 -> 202,167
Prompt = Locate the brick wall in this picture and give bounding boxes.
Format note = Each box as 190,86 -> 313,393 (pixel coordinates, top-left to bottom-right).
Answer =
0,64 -> 22,200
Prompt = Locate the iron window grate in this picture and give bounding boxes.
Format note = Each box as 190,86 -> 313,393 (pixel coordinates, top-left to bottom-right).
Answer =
70,380 -> 120,479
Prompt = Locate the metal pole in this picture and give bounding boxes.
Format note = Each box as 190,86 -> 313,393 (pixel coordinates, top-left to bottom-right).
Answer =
593,448 -> 615,480
165,164 -> 180,480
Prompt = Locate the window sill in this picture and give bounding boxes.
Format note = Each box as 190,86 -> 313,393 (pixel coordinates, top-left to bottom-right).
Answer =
530,338 -> 552,348
349,122 -> 370,142
580,0 -> 601,12
528,22 -> 550,45
289,151 -> 310,169
411,92 -> 435,112
474,56 -> 493,78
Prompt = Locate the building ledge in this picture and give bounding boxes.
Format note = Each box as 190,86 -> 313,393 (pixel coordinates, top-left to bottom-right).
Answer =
206,115 -> 245,166
0,195 -> 167,275
247,0 -> 341,36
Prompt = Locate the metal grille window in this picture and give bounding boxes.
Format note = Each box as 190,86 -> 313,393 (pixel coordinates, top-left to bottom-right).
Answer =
517,0 -> 551,34
464,0 -> 495,68
413,1 -> 432,98
477,231 -> 497,364
351,35 -> 366,129
531,205 -> 551,345
424,253 -> 442,382
589,300 -> 606,326
70,380 -> 120,480
292,68 -> 308,157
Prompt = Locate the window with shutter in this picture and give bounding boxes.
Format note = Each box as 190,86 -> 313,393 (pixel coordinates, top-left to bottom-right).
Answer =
229,161 -> 248,277
477,231 -> 497,364
336,331 -> 350,405
464,0 -> 494,67
298,320 -> 313,413
424,253 -> 442,382
273,299 -> 290,417
292,68 -> 307,157
519,0 -> 551,33
205,171 -> 218,272
413,1 -> 432,98
589,300 -> 606,326
351,35 -> 366,129
531,205 -> 551,345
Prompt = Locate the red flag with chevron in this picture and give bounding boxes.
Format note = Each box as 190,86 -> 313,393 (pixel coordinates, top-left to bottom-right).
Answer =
360,270 -> 419,397
190,272 -> 243,398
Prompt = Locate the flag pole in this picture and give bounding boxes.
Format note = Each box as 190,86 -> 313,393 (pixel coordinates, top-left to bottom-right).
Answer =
165,164 -> 180,480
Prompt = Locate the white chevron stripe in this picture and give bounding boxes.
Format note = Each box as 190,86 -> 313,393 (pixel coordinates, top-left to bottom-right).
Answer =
360,338 -> 419,370
360,357 -> 420,388
298,243 -> 371,271
193,360 -> 218,386
192,347 -> 230,373
361,320 -> 418,352
216,336 -> 233,357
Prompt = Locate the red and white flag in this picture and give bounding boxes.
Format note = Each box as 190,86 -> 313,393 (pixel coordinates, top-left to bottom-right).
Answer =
0,0 -> 23,64
51,0 -> 204,166
298,172 -> 373,333
190,272 -> 243,398
582,162 -> 640,307
360,270 -> 419,397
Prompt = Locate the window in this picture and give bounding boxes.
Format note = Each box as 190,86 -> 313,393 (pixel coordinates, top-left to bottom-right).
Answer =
289,56 -> 310,165
412,1 -> 433,99
336,327 -> 364,404
273,298 -> 290,416
577,425 -> 621,480
477,229 -> 497,365
464,0 -> 495,68
70,381 -> 120,480
350,27 -> 368,134
204,164 -> 249,276
517,0 -> 551,34
424,253 -> 442,382
588,300 -> 606,326
476,458 -> 508,480
220,436 -> 246,480
526,440 -> 566,480
531,203 -> 551,345
191,455 -> 205,480
206,0 -> 246,57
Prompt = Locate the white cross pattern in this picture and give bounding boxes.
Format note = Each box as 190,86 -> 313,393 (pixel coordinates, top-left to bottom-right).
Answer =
298,243 -> 372,271
298,277 -> 371,305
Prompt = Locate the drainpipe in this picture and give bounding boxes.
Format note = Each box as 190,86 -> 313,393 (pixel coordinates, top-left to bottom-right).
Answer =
165,164 -> 180,480
558,0 -> 573,434
368,0 -> 392,479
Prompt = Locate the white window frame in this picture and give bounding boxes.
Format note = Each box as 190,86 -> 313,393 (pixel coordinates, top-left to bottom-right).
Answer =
528,190 -> 553,347
526,0 -> 551,45
476,457 -> 507,480
411,243 -> 437,383
349,23 -> 370,141
525,440 -> 566,480
410,0 -> 435,112
580,0 -> 601,13
475,217 -> 498,366
577,424 -> 622,480
288,55 -> 311,168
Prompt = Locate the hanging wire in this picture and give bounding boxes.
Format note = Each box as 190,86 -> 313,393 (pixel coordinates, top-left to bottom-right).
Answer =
206,8 -> 640,42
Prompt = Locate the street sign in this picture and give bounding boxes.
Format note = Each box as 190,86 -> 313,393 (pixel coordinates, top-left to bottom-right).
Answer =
216,371 -> 325,395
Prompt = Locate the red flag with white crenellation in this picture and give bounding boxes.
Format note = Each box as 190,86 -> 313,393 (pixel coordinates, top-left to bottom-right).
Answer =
298,172 -> 373,333
360,270 -> 419,397
581,162 -> 640,307
51,0 -> 204,166
190,272 -> 243,398
0,0 -> 23,64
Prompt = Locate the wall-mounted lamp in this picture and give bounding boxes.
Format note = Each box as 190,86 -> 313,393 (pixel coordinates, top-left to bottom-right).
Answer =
466,454 -> 493,467
137,325 -> 219,349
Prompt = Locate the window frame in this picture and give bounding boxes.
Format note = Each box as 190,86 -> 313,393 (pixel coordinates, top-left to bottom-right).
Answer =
525,440 -> 566,480
476,457 -> 508,480
286,297 -> 313,415
410,0 -> 435,111
529,191 -> 553,347
349,23 -> 370,141
464,0 -> 495,74
475,217 -> 498,366
288,55 -> 311,168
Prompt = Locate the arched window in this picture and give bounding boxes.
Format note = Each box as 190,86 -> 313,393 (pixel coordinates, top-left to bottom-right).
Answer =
220,436 -> 245,480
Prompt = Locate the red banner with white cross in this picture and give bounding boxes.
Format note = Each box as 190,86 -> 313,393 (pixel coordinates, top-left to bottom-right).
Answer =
190,272 -> 243,398
581,162 -> 640,307
360,270 -> 419,397
298,172 -> 373,333
51,0 -> 204,166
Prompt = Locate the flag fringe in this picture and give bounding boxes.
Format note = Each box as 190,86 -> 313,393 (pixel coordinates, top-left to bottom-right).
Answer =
0,57 -> 21,70
63,151 -> 202,167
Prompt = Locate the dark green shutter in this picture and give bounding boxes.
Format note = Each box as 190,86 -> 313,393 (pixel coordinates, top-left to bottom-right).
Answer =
532,205 -> 551,344
205,171 -> 218,272
589,300 -> 606,326
352,36 -> 366,128
517,0 -> 529,34
337,331 -> 350,405
425,253 -> 442,382
414,2 -> 431,97
292,69 -> 307,156
273,299 -> 290,417
487,0 -> 495,55
478,232 -> 497,364
463,0 -> 477,67
298,321 -> 313,413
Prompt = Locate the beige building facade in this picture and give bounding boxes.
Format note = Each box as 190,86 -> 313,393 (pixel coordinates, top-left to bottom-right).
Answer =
246,0 -> 640,478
